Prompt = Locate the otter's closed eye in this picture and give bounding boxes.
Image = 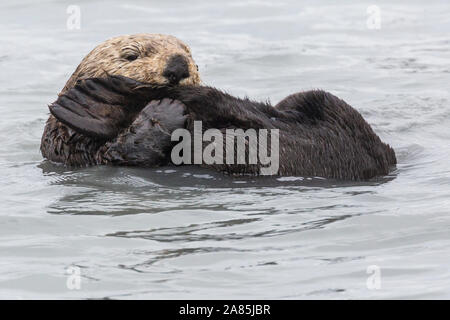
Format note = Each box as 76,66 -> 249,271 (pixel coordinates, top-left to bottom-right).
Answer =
124,53 -> 138,62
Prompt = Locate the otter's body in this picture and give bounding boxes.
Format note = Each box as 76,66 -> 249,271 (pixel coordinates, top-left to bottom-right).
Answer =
41,117 -> 103,166
41,34 -> 396,180
47,75 -> 396,180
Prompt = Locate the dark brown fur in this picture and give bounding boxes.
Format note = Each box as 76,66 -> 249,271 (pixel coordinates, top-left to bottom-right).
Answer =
46,76 -> 396,180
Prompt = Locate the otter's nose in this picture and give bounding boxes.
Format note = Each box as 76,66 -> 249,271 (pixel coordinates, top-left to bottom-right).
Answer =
163,54 -> 190,85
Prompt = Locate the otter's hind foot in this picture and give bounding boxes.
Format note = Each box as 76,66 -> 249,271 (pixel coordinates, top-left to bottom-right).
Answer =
99,98 -> 187,166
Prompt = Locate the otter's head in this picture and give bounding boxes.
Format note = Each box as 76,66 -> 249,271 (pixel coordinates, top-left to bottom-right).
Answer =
61,34 -> 201,94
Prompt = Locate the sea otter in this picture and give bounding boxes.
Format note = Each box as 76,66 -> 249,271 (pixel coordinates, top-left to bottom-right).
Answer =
46,74 -> 397,180
40,34 -> 201,166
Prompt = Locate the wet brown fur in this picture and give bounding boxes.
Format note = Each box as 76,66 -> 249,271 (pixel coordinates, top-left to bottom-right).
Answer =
48,75 -> 397,180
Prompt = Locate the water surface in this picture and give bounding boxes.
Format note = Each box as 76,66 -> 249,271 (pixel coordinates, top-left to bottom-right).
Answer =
0,0 -> 449,299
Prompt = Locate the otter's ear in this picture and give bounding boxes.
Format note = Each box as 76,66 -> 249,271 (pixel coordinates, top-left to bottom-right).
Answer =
49,76 -> 155,140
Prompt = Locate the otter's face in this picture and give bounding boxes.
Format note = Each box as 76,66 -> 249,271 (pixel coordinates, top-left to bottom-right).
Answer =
62,34 -> 201,93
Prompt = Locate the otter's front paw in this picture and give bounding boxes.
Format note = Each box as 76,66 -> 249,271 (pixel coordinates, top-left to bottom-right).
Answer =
99,98 -> 187,166
142,98 -> 188,134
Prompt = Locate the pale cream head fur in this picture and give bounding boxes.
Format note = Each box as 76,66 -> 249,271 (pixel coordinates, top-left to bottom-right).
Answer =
61,33 -> 201,94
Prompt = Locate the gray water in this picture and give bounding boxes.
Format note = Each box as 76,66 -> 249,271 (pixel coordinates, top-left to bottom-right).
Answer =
0,0 -> 449,299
